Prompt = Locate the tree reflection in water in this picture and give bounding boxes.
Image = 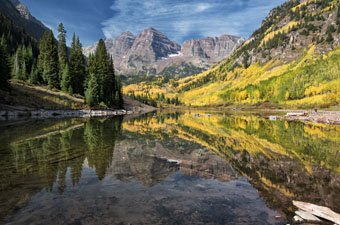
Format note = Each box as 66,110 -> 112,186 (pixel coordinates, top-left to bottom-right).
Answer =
0,112 -> 339,224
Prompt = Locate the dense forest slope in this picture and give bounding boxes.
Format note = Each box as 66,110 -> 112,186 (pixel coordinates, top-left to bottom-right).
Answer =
124,0 -> 340,109
0,0 -> 48,40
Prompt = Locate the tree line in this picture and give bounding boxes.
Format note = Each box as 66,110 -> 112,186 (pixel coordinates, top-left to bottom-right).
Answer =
0,17 -> 123,108
127,91 -> 181,107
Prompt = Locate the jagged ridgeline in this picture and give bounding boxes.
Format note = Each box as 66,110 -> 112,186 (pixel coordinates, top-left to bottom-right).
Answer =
125,0 -> 340,108
84,28 -> 243,81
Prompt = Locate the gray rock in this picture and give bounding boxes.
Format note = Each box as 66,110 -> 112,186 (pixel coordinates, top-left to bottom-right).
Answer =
84,28 -> 243,77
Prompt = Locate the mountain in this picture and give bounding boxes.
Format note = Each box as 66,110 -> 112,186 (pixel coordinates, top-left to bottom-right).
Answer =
181,35 -> 243,62
0,0 -> 48,40
124,0 -> 340,109
84,28 -> 243,78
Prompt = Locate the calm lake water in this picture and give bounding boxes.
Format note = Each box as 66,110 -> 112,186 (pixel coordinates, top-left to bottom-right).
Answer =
0,111 -> 339,225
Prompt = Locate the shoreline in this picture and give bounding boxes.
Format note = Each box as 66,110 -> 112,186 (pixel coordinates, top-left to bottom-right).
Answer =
281,110 -> 340,125
1,107 -> 339,125
0,109 -> 135,120
159,107 -> 340,125
0,95 -> 157,120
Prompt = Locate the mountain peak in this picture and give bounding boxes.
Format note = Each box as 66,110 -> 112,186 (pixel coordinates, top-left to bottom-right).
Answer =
144,27 -> 159,32
84,27 -> 242,77
141,27 -> 165,36
131,27 -> 180,61
119,31 -> 135,37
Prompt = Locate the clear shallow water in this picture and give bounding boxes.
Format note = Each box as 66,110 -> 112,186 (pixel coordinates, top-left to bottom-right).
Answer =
0,111 -> 339,225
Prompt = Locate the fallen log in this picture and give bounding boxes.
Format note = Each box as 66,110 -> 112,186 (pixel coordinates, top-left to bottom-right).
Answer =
286,112 -> 307,117
293,201 -> 340,224
295,210 -> 321,222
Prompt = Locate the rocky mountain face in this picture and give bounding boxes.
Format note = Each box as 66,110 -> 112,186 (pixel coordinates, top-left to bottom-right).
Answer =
0,0 -> 48,40
84,28 -> 243,77
181,35 -> 243,62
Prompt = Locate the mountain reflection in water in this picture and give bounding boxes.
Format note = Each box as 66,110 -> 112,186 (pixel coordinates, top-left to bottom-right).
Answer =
0,111 -> 339,225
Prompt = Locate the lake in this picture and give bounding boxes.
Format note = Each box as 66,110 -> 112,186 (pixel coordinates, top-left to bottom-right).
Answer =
0,111 -> 339,225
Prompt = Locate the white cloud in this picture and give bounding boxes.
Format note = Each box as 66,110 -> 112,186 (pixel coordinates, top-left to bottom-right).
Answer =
195,3 -> 213,13
101,0 -> 286,43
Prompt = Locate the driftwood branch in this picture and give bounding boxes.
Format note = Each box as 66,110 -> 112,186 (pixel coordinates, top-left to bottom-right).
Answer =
293,201 -> 340,224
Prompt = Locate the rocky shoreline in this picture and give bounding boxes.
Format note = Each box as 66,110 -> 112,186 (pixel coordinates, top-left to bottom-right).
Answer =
0,95 -> 157,120
0,109 -> 136,120
267,110 -> 340,125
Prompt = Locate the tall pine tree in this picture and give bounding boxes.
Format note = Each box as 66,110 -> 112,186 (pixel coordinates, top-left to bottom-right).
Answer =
11,44 -> 34,81
12,48 -> 21,79
58,23 -> 72,92
85,39 -> 123,108
57,23 -> 68,75
94,39 -> 108,101
60,64 -> 71,92
69,34 -> 86,95
29,61 -> 39,84
85,73 -> 100,107
37,30 -> 59,88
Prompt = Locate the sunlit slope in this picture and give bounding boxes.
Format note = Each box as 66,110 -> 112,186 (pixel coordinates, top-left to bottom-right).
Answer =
177,0 -> 340,108
180,47 -> 340,107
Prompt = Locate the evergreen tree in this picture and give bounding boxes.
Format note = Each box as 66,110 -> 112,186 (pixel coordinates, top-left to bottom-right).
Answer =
85,52 -> 101,107
22,44 -> 34,77
29,61 -> 39,84
60,64 -> 71,92
85,74 -> 100,107
85,53 -> 96,89
243,51 -> 250,68
12,49 -> 21,79
0,14 -> 38,56
94,39 -> 108,100
85,39 -> 123,108
38,30 -> 59,88
105,56 -> 116,106
0,38 -> 10,91
21,60 -> 27,80
11,44 -> 34,81
87,53 -> 97,75
69,34 -> 86,94
58,23 -> 68,69
114,77 -> 123,108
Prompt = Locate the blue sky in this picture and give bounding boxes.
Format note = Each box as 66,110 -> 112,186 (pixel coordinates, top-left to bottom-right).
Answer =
21,0 -> 286,46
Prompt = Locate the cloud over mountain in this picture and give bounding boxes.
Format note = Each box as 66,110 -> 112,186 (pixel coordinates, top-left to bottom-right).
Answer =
101,0 -> 286,43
